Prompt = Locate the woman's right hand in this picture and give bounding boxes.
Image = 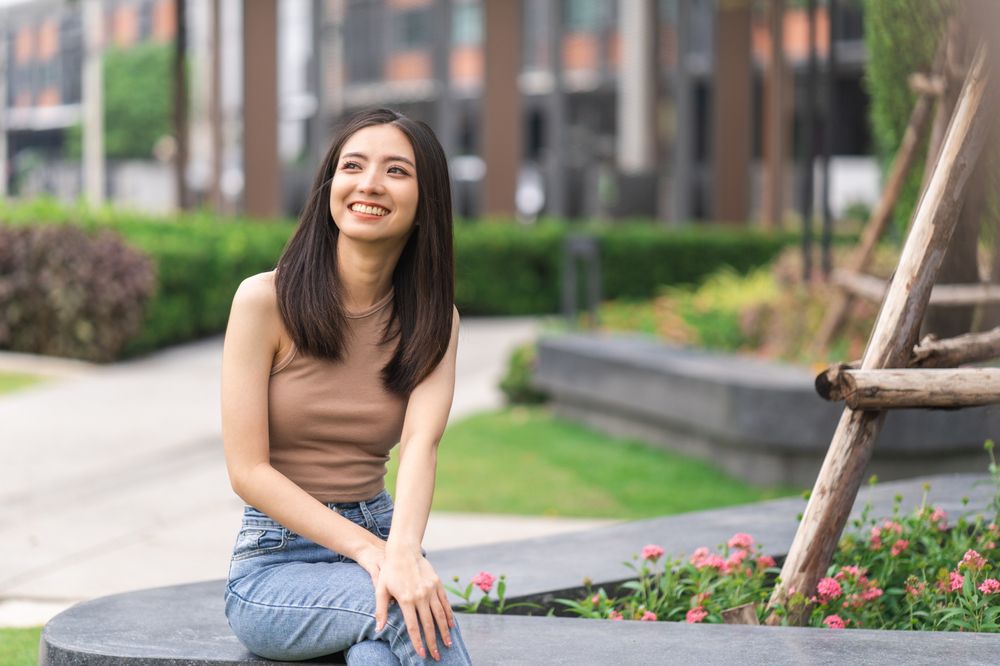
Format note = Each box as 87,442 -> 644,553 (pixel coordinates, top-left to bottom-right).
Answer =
355,541 -> 387,589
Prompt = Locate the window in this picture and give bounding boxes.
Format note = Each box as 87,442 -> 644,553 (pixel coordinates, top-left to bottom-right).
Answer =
452,2 -> 481,46
395,8 -> 431,50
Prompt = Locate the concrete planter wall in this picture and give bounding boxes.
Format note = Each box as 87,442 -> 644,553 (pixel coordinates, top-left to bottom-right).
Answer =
535,333 -> 999,487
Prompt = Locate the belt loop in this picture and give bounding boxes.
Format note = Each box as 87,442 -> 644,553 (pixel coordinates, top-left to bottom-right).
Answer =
359,499 -> 375,529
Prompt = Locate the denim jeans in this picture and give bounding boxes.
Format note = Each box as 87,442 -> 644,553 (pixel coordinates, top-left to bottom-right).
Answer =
224,489 -> 473,665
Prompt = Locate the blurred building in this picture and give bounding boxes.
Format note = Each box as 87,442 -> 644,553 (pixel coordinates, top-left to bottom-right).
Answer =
1,0 -> 879,222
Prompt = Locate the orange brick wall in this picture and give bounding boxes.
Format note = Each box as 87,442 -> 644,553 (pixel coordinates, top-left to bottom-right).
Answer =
451,46 -> 482,85
386,51 -> 432,81
113,4 -> 139,48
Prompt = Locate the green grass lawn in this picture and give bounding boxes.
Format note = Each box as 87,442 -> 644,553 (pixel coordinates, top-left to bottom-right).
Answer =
0,627 -> 43,666
387,406 -> 799,518
0,371 -> 46,394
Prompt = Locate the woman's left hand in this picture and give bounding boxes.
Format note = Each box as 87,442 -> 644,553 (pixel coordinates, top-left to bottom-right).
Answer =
374,547 -> 455,661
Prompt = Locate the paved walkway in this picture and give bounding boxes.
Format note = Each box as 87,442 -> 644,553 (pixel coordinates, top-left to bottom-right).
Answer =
0,317 -> 615,627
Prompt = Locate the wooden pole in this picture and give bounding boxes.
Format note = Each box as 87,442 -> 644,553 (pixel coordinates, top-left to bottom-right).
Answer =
841,368 -> 1000,409
831,269 -> 1000,306
767,42 -> 996,625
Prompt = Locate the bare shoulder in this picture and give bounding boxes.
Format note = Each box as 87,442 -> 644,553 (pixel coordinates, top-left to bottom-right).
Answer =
229,271 -> 282,338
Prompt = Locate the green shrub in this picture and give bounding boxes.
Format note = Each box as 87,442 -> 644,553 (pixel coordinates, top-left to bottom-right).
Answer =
455,220 -> 796,315
0,198 -> 804,359
0,224 -> 156,361
498,341 -> 548,405
863,0 -> 951,236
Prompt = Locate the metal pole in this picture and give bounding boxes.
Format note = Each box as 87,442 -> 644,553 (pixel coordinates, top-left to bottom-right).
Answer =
0,7 -> 8,198
821,0 -> 837,278
83,0 -> 105,205
546,0 -> 566,218
800,0 -> 817,280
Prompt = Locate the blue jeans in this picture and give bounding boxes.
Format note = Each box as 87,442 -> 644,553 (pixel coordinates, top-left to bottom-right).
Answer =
224,489 -> 473,665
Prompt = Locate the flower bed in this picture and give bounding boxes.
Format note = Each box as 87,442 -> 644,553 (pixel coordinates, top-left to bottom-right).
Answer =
450,444 -> 1000,631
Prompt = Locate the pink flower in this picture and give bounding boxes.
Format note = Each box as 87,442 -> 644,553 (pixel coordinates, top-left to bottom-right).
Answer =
689,547 -> 710,566
930,507 -> 948,530
835,565 -> 864,582
641,544 -> 665,562
695,554 -> 727,571
978,578 -> 1000,595
471,571 -> 495,593
608,610 -> 624,621
725,549 -> 749,569
591,594 -> 601,605
757,555 -> 777,569
640,611 -> 657,621
949,570 -> 965,592
727,533 -> 754,550
906,581 -> 926,597
816,577 -> 843,603
890,539 -> 909,557
960,549 -> 987,572
861,587 -> 883,602
823,615 -> 845,629
686,606 -> 708,623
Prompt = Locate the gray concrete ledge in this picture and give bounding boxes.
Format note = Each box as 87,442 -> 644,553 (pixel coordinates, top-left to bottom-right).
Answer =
535,333 -> 1000,486
41,474 -> 1000,665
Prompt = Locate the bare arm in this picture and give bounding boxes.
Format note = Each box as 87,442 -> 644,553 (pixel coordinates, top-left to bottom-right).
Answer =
374,305 -> 461,660
220,275 -> 387,575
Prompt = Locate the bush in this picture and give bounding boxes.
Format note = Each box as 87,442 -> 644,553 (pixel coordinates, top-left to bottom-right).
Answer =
498,342 -> 548,405
455,220 -> 797,315
0,198 -> 804,360
0,225 -> 156,361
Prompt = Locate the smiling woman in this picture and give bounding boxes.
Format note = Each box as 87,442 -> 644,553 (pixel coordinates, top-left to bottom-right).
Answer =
220,109 -> 471,665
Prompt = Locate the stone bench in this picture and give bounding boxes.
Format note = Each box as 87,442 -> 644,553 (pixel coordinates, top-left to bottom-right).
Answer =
42,474 -> 1000,664
535,333 -> 1000,487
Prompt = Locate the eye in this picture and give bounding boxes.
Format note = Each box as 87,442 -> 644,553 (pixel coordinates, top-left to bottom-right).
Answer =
388,165 -> 410,176
340,160 -> 361,170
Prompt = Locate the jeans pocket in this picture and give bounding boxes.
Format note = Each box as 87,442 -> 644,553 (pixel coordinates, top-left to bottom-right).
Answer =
372,509 -> 393,540
232,526 -> 288,561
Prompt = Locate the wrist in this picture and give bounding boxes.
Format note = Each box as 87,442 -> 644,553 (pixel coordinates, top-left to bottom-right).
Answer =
386,538 -> 422,556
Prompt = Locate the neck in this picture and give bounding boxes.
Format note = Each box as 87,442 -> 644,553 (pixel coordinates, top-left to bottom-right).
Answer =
335,235 -> 405,311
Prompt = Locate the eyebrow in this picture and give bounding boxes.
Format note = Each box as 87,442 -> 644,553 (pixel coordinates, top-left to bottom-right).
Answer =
341,152 -> 416,168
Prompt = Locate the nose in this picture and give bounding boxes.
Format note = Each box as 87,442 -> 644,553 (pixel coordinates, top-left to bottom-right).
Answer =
357,166 -> 385,195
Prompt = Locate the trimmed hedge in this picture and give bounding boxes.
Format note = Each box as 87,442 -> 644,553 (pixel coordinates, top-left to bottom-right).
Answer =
455,220 -> 797,315
1,198 -> 801,359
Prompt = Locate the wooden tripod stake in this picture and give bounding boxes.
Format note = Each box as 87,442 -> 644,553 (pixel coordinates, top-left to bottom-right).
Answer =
766,42 -> 996,625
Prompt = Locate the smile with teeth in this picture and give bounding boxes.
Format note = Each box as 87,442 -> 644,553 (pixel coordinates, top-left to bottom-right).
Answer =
350,203 -> 389,217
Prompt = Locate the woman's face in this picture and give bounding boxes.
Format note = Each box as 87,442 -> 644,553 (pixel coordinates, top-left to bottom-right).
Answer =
329,123 -> 419,248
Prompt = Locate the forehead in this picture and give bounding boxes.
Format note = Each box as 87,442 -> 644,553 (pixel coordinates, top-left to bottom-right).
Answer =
340,124 -> 415,162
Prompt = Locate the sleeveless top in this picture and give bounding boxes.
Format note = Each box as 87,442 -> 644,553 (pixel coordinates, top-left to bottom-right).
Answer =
267,288 -> 408,503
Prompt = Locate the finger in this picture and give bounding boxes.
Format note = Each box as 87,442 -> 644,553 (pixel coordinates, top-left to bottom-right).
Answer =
374,580 -> 391,633
417,600 -> 441,661
438,584 -> 456,630
429,593 -> 452,649
401,602 -> 427,660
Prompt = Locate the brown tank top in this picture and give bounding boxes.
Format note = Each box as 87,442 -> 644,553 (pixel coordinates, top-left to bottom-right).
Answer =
268,288 -> 408,502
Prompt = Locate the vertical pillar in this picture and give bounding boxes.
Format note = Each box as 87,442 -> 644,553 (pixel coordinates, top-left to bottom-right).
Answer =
433,0 -> 454,157
481,0 -> 520,217
308,0 -> 326,174
83,0 -> 105,205
546,0 -> 566,218
762,0 -> 789,229
0,10 -> 7,198
801,0 -> 817,279
174,0 -> 190,211
617,0 -> 658,218
242,0 -> 280,218
712,0 -> 751,223
670,0 -> 692,224
209,0 -> 223,211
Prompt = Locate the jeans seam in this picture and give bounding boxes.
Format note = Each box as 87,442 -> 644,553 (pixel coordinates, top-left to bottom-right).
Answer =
225,585 -> 404,635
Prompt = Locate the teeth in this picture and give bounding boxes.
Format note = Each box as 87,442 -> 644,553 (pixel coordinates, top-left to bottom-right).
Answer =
351,204 -> 387,216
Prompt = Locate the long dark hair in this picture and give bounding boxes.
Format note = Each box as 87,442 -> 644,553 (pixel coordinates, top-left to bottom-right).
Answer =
274,108 -> 454,396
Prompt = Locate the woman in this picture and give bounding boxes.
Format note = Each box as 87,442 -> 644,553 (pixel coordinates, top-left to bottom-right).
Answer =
220,108 -> 473,665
